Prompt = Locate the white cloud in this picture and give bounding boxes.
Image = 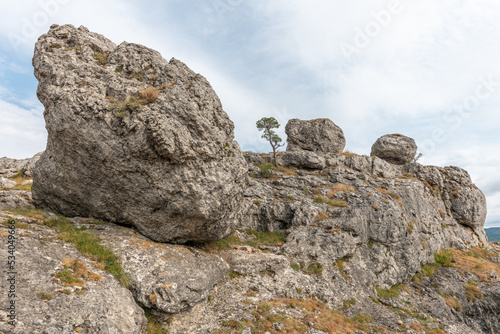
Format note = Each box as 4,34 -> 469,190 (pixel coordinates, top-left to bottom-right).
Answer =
0,98 -> 46,159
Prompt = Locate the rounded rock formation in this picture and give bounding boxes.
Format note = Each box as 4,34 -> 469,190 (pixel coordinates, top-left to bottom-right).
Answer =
285,118 -> 346,153
370,134 -> 417,165
32,24 -> 248,243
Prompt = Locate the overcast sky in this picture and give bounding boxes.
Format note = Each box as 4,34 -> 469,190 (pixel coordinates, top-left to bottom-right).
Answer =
0,0 -> 499,227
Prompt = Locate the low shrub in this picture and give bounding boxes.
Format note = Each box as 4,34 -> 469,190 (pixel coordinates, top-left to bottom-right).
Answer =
139,87 -> 159,103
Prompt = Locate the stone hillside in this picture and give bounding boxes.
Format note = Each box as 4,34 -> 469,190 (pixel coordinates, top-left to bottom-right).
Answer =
0,24 -> 498,334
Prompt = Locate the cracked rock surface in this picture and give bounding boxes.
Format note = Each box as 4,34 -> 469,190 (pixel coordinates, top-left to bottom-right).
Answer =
31,24 -> 248,243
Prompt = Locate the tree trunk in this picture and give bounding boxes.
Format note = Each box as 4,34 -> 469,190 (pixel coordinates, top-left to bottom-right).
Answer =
272,146 -> 278,167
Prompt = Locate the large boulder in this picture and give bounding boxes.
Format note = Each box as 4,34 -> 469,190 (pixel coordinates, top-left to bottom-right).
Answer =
370,134 -> 417,165
285,118 -> 346,153
31,24 -> 248,243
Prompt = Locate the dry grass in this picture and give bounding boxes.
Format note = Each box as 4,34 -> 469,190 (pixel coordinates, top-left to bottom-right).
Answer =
37,291 -> 54,301
409,323 -> 423,332
451,248 -> 500,282
315,212 -> 330,222
212,298 -> 378,334
438,209 -> 446,219
139,87 -> 159,103
335,258 -> 350,280
144,308 -> 167,334
6,207 -> 46,220
274,166 -> 298,176
464,284 -> 484,302
406,220 -> 416,234
55,259 -> 102,287
371,204 -> 379,211
314,196 -> 348,208
339,151 -> 358,158
327,184 -> 355,199
448,185 -> 460,197
4,171 -> 33,191
375,188 -> 403,206
437,291 -> 462,311
93,52 -> 109,66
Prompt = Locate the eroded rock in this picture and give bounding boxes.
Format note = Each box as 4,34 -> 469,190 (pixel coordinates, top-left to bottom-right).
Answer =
0,216 -> 146,333
371,134 -> 417,165
0,191 -> 32,209
31,24 -> 247,243
285,118 -> 346,153
0,152 -> 42,178
86,222 -> 229,314
0,177 -> 16,190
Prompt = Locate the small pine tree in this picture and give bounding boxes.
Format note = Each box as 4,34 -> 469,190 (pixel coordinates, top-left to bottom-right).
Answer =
256,117 -> 285,166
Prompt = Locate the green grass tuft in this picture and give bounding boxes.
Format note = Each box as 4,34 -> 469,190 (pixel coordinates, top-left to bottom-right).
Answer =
143,308 -> 167,334
376,284 -> 405,299
7,208 -> 130,288
314,196 -> 348,207
434,249 -> 454,267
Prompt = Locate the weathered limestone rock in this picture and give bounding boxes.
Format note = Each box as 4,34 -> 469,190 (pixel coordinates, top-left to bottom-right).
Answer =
226,251 -> 290,275
406,163 -> 488,235
279,151 -> 326,170
0,214 -> 146,333
0,152 -> 42,178
371,134 -> 417,165
31,24 -> 247,243
285,118 -> 346,153
85,222 -> 229,314
0,177 -> 16,189
0,191 -> 32,209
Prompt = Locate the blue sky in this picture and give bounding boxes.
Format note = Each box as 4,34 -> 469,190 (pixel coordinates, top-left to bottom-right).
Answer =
1,0 -> 500,228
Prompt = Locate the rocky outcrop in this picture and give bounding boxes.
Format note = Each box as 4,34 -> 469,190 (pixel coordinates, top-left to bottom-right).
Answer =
279,151 -> 327,170
184,151 -> 494,333
80,220 -> 229,314
31,24 -> 248,243
0,177 -> 16,189
406,163 -> 487,235
0,26 -> 494,334
371,134 -> 417,165
285,118 -> 346,153
0,147 -> 497,333
241,153 -> 488,285
0,152 -> 42,177
0,212 -> 146,334
0,191 -> 32,209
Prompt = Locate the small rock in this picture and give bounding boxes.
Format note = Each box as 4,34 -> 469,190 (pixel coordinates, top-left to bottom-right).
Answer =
0,177 -> 16,189
272,322 -> 285,331
308,329 -> 329,334
241,328 -> 252,334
